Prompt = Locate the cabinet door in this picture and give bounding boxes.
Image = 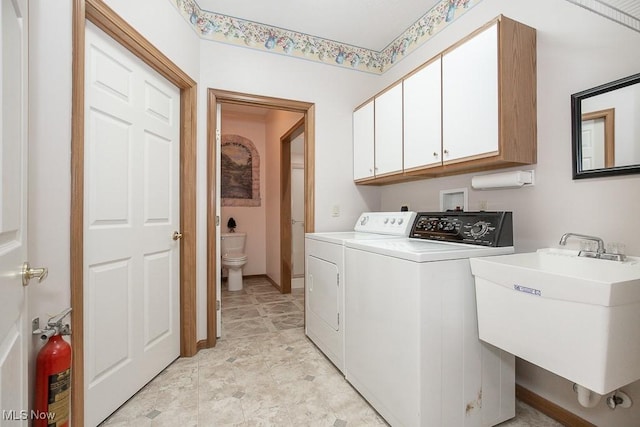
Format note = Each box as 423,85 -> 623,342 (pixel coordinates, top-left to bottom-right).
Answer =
353,100 -> 375,180
403,57 -> 442,170
374,83 -> 403,175
442,23 -> 499,163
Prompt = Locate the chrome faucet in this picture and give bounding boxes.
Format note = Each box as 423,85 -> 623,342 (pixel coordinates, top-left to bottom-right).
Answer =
558,233 -> 625,261
559,233 -> 605,254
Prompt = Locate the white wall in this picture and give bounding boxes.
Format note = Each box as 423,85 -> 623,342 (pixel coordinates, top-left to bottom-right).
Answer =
375,0 -> 640,425
28,0 -> 73,336
100,0 -> 200,79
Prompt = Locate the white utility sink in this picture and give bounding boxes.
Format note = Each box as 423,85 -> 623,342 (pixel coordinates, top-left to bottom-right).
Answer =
470,248 -> 640,395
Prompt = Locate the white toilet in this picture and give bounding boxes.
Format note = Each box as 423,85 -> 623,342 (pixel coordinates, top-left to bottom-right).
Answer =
221,232 -> 248,291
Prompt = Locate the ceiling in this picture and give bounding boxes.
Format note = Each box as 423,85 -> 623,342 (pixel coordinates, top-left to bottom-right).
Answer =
195,0 -> 441,51
567,0 -> 640,32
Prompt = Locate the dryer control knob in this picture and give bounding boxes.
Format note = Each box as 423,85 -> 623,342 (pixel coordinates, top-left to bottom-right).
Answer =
470,222 -> 489,238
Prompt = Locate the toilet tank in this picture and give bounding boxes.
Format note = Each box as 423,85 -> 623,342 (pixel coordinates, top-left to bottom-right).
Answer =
221,232 -> 246,255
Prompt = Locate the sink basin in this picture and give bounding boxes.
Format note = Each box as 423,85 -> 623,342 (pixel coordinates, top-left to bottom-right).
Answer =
470,248 -> 640,394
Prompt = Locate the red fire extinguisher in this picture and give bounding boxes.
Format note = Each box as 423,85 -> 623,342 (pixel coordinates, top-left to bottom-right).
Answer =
34,308 -> 72,427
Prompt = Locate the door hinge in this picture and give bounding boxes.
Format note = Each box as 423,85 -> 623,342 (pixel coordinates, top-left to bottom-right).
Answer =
216,215 -> 220,226
337,273 -> 340,287
337,313 -> 340,325
216,300 -> 221,311
216,128 -> 221,143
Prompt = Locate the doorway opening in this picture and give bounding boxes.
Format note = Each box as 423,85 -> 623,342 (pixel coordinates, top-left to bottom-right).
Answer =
207,89 -> 315,347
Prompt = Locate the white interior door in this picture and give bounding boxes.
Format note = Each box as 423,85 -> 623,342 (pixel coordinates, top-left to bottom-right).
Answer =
216,103 -> 222,337
0,0 -> 30,422
83,22 -> 180,426
581,118 -> 605,170
291,164 -> 305,282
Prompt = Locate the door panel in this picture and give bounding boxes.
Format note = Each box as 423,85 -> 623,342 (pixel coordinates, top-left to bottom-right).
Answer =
0,0 -> 29,422
581,119 -> 605,170
144,133 -> 172,222
374,84 -> 403,175
84,22 -> 180,426
404,57 -> 442,170
143,251 -> 172,347
442,23 -> 498,162
307,256 -> 339,331
353,101 -> 374,180
87,260 -> 131,379
87,110 -> 131,226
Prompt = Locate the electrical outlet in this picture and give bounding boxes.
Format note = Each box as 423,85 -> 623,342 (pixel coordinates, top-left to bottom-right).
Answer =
478,200 -> 488,211
331,205 -> 340,217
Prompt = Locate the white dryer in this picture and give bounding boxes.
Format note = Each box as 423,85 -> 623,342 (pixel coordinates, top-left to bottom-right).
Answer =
305,211 -> 416,372
344,212 -> 515,427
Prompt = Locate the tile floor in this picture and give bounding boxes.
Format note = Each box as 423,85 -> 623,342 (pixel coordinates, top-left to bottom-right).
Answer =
101,277 -> 563,426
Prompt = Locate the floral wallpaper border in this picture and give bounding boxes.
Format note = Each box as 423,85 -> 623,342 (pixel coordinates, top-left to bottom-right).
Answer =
173,0 -> 481,74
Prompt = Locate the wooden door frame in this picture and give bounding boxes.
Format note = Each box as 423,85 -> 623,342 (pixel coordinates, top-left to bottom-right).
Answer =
207,89 -> 315,347
280,118 -> 305,295
71,1 -> 197,425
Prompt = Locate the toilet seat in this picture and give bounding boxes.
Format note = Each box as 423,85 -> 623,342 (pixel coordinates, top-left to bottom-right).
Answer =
222,252 -> 247,263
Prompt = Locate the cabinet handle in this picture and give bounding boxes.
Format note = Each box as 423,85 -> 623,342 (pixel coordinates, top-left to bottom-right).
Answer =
443,149 -> 449,155
433,152 -> 439,157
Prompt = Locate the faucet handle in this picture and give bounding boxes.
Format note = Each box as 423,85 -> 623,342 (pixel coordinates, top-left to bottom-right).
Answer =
606,242 -> 626,256
580,241 -> 599,252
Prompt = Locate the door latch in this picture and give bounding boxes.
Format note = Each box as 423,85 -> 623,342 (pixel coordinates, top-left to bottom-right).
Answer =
22,262 -> 48,286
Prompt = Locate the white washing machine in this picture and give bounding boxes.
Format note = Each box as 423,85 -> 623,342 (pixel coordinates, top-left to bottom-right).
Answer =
344,212 -> 516,427
305,211 -> 416,372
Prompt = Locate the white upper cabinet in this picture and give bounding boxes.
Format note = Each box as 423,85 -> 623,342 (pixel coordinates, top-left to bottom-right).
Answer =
374,83 -> 404,176
352,16 -> 536,185
403,57 -> 442,171
353,100 -> 375,180
442,22 -> 499,163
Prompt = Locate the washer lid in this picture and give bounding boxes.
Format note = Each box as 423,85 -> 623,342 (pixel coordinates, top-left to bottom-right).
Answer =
305,231 -> 402,245
345,238 -> 513,262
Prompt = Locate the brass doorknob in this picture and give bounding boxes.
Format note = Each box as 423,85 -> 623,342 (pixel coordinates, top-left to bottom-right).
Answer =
172,231 -> 183,241
22,262 -> 48,287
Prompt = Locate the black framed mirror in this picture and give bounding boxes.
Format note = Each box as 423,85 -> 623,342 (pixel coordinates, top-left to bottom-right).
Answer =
571,72 -> 640,179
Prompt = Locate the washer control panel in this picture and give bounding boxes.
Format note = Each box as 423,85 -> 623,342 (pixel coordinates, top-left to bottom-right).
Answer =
354,211 -> 417,236
410,212 -> 513,247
